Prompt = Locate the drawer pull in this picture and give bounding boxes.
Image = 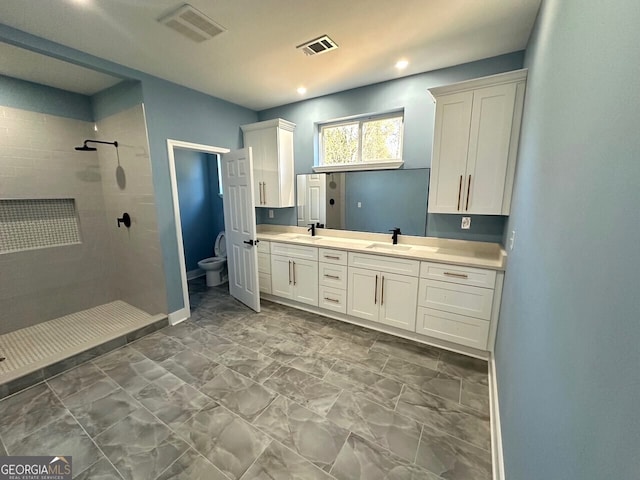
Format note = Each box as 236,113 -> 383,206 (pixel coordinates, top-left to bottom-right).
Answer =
457,175 -> 463,211
292,261 -> 296,285
288,260 -> 292,284
381,276 -> 385,306
324,255 -> 340,260
374,275 -> 378,304
324,297 -> 340,303
444,271 -> 469,279
324,274 -> 340,280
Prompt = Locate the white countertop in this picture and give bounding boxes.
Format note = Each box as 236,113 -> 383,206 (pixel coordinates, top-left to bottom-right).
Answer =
256,225 -> 507,271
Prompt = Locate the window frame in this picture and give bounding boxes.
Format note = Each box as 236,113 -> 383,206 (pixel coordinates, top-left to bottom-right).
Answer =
314,111 -> 405,172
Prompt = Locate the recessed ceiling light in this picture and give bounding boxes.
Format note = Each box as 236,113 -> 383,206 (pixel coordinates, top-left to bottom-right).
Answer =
395,59 -> 409,70
297,86 -> 307,95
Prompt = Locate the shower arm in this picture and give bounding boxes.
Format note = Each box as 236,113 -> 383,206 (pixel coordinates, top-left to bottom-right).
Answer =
81,140 -> 118,148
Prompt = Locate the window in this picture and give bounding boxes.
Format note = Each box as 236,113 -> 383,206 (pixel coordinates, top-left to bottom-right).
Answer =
216,154 -> 223,196
316,112 -> 404,172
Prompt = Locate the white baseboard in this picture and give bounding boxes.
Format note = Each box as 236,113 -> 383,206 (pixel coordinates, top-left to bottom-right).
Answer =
168,307 -> 190,325
187,268 -> 205,281
489,354 -> 505,480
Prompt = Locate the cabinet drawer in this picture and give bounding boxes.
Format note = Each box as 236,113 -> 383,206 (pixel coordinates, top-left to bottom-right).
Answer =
416,307 -> 489,350
318,248 -> 348,265
258,253 -> 271,274
257,240 -> 270,254
420,261 -> 496,288
418,279 -> 494,320
348,252 -> 419,277
319,285 -> 347,314
271,242 -> 318,260
259,273 -> 272,294
318,263 -> 347,289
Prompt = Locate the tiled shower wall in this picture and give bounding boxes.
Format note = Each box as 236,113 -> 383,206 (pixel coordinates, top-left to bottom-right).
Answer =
95,104 -> 167,316
0,106 -> 116,334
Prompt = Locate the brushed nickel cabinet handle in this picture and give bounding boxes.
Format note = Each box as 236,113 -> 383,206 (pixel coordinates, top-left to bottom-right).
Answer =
262,182 -> 267,205
465,175 -> 471,211
292,261 -> 296,285
444,271 -> 469,279
457,175 -> 463,211
324,274 -> 340,280
324,297 -> 340,303
324,255 -> 340,260
381,276 -> 385,306
288,260 -> 292,284
374,275 -> 378,305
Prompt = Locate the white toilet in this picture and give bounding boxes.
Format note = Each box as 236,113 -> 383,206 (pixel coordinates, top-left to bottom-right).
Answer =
197,231 -> 228,287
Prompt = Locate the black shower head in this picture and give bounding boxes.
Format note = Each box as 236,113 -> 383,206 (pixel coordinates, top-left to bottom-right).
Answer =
75,144 -> 97,151
75,139 -> 118,151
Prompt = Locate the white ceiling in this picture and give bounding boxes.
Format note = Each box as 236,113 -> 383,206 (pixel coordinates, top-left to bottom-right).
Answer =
0,0 -> 541,110
0,42 -> 121,95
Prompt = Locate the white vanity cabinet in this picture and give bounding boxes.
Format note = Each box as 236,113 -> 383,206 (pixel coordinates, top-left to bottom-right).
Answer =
241,118 -> 295,208
428,69 -> 527,215
347,252 -> 419,332
257,240 -> 272,294
416,262 -> 497,349
318,248 -> 348,314
270,242 -> 318,306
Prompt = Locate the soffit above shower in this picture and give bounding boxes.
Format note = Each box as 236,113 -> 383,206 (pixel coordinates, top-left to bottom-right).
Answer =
0,42 -> 122,96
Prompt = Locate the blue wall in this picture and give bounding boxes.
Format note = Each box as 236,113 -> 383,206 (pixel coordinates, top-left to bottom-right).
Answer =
256,52 -> 524,242
496,1 -> 640,478
0,23 -> 259,313
0,74 -> 93,121
174,150 -> 223,272
91,80 -> 143,121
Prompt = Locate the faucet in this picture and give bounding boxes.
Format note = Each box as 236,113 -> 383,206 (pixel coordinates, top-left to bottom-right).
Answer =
389,227 -> 401,245
308,223 -> 316,237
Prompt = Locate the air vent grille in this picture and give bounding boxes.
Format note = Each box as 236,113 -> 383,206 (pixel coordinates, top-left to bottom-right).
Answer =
297,35 -> 338,56
159,4 -> 226,43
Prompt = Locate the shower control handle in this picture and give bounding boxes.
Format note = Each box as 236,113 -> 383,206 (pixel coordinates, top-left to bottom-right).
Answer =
117,213 -> 131,228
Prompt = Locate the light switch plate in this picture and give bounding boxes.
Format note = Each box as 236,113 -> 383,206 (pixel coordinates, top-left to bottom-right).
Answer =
509,230 -> 516,250
461,217 -> 471,229
357,202 -> 362,208
268,209 -> 274,218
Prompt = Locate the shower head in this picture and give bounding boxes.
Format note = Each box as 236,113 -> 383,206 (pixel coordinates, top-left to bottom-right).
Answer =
75,139 -> 118,151
75,144 -> 97,151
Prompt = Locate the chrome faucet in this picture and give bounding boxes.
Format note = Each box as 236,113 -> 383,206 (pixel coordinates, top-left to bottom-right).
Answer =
389,227 -> 401,245
308,223 -> 316,237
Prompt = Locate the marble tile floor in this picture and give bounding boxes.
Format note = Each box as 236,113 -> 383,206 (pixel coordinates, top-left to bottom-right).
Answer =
0,278 -> 492,479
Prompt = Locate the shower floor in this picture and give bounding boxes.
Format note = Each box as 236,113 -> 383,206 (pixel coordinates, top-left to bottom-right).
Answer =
0,301 -> 167,398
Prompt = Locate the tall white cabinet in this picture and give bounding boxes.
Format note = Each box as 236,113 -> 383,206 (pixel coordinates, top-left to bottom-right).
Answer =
428,69 -> 527,215
241,118 -> 296,208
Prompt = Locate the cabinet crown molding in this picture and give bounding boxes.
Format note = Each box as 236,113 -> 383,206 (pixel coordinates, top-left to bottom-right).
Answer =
428,69 -> 528,100
241,118 -> 296,132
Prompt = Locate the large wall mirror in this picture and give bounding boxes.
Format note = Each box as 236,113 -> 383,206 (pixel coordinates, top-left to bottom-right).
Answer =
296,169 -> 430,236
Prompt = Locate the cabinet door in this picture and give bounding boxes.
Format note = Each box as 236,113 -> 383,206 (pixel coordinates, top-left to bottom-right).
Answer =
270,255 -> 293,299
260,128 -> 280,207
428,91 -> 473,213
244,129 -> 266,205
464,83 -> 517,214
347,267 -> 379,322
291,258 -> 318,307
378,272 -> 418,331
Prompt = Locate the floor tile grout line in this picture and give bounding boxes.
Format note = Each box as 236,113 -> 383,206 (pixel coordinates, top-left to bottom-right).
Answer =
328,432 -> 352,477
46,383 -> 125,480
394,383 -> 405,411
413,423 -> 425,465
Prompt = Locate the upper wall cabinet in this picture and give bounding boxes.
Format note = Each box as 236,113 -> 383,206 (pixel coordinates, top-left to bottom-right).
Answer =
427,70 -> 527,215
241,118 -> 296,208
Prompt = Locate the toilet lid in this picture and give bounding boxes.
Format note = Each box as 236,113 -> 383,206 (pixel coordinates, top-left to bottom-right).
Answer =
214,231 -> 226,257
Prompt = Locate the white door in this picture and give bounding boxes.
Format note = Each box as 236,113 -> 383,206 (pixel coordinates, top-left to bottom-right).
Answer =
220,148 -> 260,312
347,267 -> 379,322
297,174 -> 326,227
379,273 -> 419,331
291,258 -> 319,306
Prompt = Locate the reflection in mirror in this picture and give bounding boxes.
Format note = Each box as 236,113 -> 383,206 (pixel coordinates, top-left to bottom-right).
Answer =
296,169 -> 430,236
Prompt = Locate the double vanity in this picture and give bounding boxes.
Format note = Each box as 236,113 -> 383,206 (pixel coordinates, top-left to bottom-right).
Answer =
256,225 -> 506,359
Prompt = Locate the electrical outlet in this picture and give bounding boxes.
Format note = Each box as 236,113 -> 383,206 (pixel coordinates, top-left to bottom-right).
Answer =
461,217 -> 471,229
509,230 -> 516,250
357,202 -> 362,208
268,209 -> 274,219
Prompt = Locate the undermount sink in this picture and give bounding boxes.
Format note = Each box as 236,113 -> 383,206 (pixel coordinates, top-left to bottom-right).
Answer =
366,243 -> 412,252
292,235 -> 323,242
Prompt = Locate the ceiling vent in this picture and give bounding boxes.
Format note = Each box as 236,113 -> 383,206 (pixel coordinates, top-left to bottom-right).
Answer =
158,4 -> 226,43
296,35 -> 339,56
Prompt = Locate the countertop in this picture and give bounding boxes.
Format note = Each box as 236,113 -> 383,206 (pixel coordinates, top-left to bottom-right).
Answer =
256,225 -> 507,271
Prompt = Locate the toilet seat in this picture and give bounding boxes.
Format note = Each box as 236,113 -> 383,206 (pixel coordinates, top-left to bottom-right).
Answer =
214,231 -> 226,258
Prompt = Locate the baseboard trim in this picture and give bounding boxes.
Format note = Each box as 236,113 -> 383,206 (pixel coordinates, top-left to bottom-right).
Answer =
489,354 -> 505,480
168,307 -> 189,325
187,269 -> 205,281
